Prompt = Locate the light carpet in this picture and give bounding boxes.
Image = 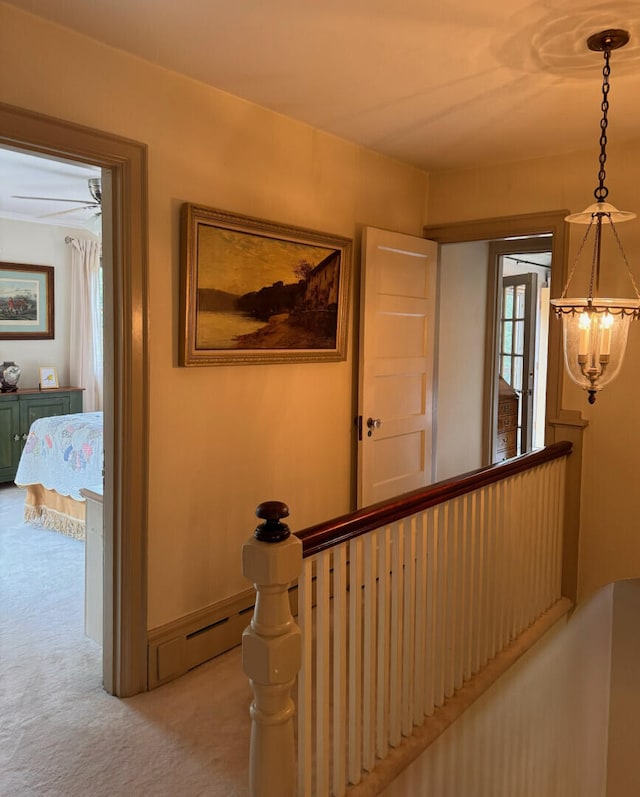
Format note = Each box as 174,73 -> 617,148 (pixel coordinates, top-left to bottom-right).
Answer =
0,484 -> 251,797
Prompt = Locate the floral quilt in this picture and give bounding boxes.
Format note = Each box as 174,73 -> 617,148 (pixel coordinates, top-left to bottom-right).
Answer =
15,411 -> 103,500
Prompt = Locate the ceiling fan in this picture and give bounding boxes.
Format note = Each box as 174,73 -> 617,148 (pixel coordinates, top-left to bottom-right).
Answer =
12,177 -> 102,217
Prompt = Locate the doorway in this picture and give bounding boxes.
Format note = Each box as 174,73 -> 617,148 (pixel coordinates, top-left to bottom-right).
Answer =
0,101 -> 148,696
488,238 -> 552,462
0,144 -> 105,678
424,211 -> 569,481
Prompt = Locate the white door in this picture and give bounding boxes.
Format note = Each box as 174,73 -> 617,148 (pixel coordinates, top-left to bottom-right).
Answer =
357,227 -> 437,507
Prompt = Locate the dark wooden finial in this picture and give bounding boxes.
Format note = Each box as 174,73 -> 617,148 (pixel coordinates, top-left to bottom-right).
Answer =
255,501 -> 290,543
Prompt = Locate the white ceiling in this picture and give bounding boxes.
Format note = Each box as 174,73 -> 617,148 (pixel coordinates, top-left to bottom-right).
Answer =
3,0 -> 640,213
0,147 -> 101,231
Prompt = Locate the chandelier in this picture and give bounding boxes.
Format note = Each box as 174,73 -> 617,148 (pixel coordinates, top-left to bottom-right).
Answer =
551,29 -> 640,404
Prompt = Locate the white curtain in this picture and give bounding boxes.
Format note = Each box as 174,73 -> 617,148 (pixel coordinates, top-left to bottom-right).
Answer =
69,238 -> 103,411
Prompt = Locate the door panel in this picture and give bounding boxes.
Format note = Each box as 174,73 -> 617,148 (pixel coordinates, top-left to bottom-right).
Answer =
0,400 -> 20,480
370,430 -> 426,489
376,372 -> 425,419
21,394 -> 73,428
358,227 -> 437,507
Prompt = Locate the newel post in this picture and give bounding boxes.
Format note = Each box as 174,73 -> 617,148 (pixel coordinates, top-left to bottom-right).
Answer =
242,501 -> 302,797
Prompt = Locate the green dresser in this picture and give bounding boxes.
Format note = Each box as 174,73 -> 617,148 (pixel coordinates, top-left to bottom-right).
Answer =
0,387 -> 84,483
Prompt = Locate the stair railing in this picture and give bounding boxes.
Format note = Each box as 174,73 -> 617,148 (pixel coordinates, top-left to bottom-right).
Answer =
242,441 -> 573,797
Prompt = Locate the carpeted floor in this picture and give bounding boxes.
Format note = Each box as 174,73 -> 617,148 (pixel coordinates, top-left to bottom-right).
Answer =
0,484 -> 251,797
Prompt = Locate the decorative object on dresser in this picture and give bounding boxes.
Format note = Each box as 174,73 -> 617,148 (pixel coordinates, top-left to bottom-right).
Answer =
495,376 -> 519,462
39,366 -> 59,389
0,386 -> 83,483
15,410 -> 102,540
0,361 -> 21,392
180,204 -> 352,366
0,262 -> 54,340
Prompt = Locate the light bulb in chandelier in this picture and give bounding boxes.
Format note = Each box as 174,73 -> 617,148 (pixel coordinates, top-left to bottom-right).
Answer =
552,300 -> 637,402
550,29 -> 640,404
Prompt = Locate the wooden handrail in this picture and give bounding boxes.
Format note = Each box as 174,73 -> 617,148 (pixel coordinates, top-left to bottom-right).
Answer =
296,441 -> 572,558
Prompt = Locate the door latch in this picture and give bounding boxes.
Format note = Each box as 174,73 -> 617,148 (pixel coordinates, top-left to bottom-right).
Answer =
366,417 -> 382,437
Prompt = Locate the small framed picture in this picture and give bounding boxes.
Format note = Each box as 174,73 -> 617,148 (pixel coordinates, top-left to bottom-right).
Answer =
0,262 -> 54,340
39,366 -> 59,389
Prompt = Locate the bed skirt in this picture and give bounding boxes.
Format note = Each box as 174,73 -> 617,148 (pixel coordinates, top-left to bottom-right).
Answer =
24,484 -> 86,540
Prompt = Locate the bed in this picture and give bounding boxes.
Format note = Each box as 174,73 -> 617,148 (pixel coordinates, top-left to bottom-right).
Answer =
15,411 -> 103,539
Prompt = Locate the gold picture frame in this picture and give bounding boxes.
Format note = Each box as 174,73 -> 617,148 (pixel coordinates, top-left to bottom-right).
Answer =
39,366 -> 59,389
179,204 -> 352,366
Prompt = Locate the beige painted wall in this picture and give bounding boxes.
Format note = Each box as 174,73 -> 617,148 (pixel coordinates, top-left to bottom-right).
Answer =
428,144 -> 640,602
381,584 -> 613,797
607,579 -> 640,796
0,4 -> 429,627
435,241 -> 488,481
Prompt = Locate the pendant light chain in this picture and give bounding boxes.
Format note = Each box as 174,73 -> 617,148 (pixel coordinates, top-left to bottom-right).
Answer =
595,47 -> 611,203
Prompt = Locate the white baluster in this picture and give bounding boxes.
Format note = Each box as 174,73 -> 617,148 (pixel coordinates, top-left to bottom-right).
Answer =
433,504 -> 446,708
363,533 -> 377,771
389,521 -> 403,746
376,526 -> 391,758
298,559 -> 313,797
424,507 -> 436,717
414,511 -> 427,725
333,545 -> 348,796
401,516 -> 416,736
349,537 -> 364,781
316,552 -> 331,796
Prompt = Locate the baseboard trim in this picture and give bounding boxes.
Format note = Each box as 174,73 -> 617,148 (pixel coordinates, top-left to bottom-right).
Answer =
147,589 -> 256,689
147,585 -> 299,689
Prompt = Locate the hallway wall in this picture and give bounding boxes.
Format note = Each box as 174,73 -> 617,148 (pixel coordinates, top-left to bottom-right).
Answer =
607,579 -> 640,795
0,3 -> 429,628
428,144 -> 640,600
435,240 -> 489,481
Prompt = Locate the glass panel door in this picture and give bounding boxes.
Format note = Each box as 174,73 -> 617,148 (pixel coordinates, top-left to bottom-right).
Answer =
499,273 -> 537,454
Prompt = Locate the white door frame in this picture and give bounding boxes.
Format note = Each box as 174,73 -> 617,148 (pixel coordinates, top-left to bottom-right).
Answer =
0,102 -> 149,697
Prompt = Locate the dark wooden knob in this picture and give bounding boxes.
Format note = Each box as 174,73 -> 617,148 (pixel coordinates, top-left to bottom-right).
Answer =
255,501 -> 290,543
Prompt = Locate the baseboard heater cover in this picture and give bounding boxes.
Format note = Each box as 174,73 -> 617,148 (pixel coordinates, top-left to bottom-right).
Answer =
147,585 -> 298,689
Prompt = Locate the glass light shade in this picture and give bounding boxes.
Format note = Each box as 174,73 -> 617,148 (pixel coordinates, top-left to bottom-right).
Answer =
551,298 -> 640,401
565,201 -> 636,224
554,32 -> 640,403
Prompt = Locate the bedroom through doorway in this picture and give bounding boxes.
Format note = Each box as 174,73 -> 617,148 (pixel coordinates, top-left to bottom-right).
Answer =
0,145 -> 105,684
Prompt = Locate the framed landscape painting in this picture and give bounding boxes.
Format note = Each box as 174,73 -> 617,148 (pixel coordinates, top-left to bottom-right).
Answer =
179,204 -> 352,365
0,263 -> 54,340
